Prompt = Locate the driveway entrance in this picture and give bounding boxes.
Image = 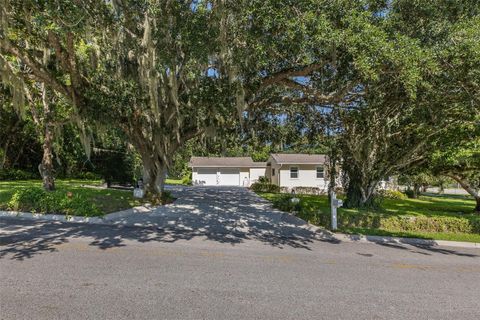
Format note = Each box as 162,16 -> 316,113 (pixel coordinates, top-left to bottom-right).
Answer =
108,186 -> 321,243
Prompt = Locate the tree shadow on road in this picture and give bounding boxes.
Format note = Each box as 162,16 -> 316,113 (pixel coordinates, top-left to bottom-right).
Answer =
1,187 -> 478,261
1,217 -> 478,261
373,241 -> 478,257
0,217 -> 341,261
0,187 -> 341,260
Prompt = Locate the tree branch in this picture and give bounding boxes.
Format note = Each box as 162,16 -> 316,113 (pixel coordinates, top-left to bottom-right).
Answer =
445,173 -> 479,199
0,39 -> 70,98
257,62 -> 324,91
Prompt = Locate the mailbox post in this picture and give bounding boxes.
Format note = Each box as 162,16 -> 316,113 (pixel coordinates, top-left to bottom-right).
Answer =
330,191 -> 343,230
133,179 -> 145,199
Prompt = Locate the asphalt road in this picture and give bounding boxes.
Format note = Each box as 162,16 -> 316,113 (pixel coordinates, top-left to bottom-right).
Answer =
1,218 -> 479,320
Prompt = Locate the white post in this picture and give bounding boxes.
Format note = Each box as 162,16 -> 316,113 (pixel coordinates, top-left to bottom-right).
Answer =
331,191 -> 338,230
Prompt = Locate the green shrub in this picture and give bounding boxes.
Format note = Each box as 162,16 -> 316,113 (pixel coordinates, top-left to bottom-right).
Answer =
0,169 -> 38,180
7,187 -> 102,217
280,187 -> 290,193
404,188 -> 415,198
297,208 -> 331,226
250,182 -> 280,193
257,176 -> 270,184
161,190 -> 175,204
73,172 -> 101,180
286,207 -> 480,234
377,189 -> 407,200
292,186 -> 321,195
271,194 -> 303,212
8,187 -> 45,211
338,211 -> 480,234
181,172 -> 192,185
62,195 -> 103,216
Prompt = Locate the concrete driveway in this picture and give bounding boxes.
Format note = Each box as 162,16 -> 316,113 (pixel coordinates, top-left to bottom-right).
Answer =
107,186 -> 325,248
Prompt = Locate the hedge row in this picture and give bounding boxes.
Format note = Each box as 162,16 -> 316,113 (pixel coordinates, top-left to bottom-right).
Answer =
250,182 -> 280,193
339,211 -> 480,234
272,194 -> 480,234
0,169 -> 39,181
0,169 -> 102,181
6,187 -> 102,217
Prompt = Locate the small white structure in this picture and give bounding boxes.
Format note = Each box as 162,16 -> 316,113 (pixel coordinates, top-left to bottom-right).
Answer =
189,153 -> 328,190
189,157 -> 266,187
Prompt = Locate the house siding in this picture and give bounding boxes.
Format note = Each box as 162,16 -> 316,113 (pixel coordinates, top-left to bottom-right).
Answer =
240,168 -> 250,186
249,167 -> 267,184
278,164 -> 327,189
192,167 -> 198,182
270,162 -> 281,186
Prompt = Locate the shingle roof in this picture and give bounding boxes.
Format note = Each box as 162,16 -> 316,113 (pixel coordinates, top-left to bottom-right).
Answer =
189,157 -> 266,168
252,162 -> 267,167
269,153 -> 327,164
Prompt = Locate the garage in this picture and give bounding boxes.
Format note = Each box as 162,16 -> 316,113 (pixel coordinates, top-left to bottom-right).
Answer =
190,157 -> 257,187
196,168 -> 218,186
194,168 -> 240,186
219,168 -> 240,186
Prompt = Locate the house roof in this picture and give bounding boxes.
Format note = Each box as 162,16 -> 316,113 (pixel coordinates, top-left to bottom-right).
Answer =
269,153 -> 327,164
189,157 -> 267,168
252,162 -> 267,167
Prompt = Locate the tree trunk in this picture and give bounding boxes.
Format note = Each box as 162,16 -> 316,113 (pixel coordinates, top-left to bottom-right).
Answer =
123,111 -> 194,201
0,118 -> 21,170
0,143 -> 8,170
344,174 -> 380,208
131,138 -> 169,200
327,150 -> 338,203
412,183 -> 421,199
447,174 -> 480,214
11,139 -> 27,168
141,158 -> 165,195
438,183 -> 445,195
38,85 -> 55,191
39,125 -> 55,191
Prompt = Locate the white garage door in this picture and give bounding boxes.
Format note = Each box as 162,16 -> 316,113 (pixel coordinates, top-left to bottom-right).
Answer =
219,168 -> 240,186
197,168 -> 218,185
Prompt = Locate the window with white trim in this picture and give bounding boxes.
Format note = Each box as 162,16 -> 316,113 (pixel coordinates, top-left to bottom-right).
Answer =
272,168 -> 275,176
290,166 -> 298,179
316,166 -> 324,179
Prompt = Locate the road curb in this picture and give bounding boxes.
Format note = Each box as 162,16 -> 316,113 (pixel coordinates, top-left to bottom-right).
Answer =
300,219 -> 480,249
0,208 -> 151,226
0,210 -> 110,225
327,232 -> 480,249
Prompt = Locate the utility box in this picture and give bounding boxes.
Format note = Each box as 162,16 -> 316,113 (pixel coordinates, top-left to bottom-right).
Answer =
133,188 -> 145,199
333,199 -> 343,208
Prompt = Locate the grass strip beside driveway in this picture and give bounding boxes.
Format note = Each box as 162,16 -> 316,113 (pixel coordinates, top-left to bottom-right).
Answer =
258,192 -> 480,243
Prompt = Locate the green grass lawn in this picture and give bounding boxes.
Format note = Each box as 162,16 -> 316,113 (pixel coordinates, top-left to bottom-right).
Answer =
0,179 -> 144,216
259,192 -> 480,243
165,178 -> 184,185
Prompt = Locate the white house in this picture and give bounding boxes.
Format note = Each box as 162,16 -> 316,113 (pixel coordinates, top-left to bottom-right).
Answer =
267,154 -> 328,191
189,154 -> 328,190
